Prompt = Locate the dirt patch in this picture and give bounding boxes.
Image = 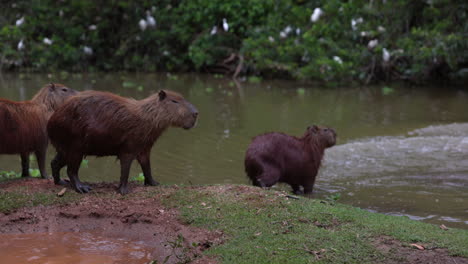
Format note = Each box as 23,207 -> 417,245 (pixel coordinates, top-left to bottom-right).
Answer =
0,179 -> 223,264
373,236 -> 468,264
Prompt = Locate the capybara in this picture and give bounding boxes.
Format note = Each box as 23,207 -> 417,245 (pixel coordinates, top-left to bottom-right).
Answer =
244,125 -> 336,194
47,90 -> 198,194
0,83 -> 77,178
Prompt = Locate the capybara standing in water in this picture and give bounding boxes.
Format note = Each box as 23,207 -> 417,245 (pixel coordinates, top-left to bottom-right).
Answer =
0,83 -> 77,178
245,125 -> 336,194
47,90 -> 198,194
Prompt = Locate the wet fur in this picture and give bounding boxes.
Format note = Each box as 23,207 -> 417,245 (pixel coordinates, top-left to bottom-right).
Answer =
0,83 -> 77,178
47,90 -> 198,194
244,126 -> 336,194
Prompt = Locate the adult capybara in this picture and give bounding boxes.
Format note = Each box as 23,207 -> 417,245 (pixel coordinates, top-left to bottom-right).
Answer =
245,125 -> 336,194
0,83 -> 77,178
47,90 -> 198,194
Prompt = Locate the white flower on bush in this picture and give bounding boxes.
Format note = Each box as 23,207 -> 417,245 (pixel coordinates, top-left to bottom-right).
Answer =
89,24 -> 97,31
43,38 -> 53,45
378,26 -> 386,33
310,8 -> 323,22
360,31 -> 368,37
333,56 -> 343,64
268,36 -> 275,42
368,39 -> 378,49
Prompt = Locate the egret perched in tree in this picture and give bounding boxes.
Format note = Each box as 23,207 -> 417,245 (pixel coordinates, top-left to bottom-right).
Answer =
139,19 -> 147,31
146,11 -> 156,27
43,38 -> 53,45
223,18 -> 229,32
211,26 -> 217,35
17,39 -> 24,51
83,46 -> 93,55
310,8 -> 323,22
368,39 -> 378,49
15,16 -> 24,27
382,48 -> 390,62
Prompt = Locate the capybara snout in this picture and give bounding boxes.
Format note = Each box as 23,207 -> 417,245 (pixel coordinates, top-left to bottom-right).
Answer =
245,125 -> 337,195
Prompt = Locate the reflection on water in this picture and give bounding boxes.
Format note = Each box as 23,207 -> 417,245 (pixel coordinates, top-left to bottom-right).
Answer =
0,73 -> 467,228
0,232 -> 154,264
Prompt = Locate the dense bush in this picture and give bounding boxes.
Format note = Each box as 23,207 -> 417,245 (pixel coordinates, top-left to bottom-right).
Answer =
0,0 -> 467,83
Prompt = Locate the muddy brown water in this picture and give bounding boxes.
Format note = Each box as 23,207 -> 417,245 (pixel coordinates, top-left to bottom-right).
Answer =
0,73 -> 467,260
0,232 -> 154,264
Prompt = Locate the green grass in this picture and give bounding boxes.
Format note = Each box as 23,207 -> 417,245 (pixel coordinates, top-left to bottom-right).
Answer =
160,185 -> 468,264
0,186 -> 80,213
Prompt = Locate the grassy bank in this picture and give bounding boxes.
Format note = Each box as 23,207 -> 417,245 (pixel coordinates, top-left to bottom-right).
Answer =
1,181 -> 467,263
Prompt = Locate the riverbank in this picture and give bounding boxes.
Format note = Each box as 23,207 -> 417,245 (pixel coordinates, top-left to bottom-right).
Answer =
1,178 -> 467,263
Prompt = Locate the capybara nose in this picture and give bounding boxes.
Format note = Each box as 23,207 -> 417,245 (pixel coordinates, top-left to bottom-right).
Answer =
193,112 -> 198,118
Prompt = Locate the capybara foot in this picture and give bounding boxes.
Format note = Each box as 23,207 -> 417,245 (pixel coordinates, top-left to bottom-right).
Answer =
293,189 -> 304,195
144,179 -> 160,186
40,174 -> 49,180
54,179 -> 70,186
118,185 -> 129,195
73,183 -> 92,194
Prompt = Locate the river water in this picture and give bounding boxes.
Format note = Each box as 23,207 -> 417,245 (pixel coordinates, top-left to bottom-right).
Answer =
0,73 -> 467,229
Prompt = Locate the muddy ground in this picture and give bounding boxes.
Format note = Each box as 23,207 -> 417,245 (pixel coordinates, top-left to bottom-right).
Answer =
0,178 -> 222,264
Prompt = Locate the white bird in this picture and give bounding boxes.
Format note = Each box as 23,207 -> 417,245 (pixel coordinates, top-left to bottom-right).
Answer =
88,24 -> 97,31
139,19 -> 147,31
368,39 -> 378,49
268,36 -> 275,42
296,28 -> 301,35
210,26 -> 217,35
83,46 -> 93,55
284,26 -> 292,34
17,39 -> 24,51
15,16 -> 25,27
43,38 -> 53,45
222,18 -> 229,32
310,8 -> 323,22
360,31 -> 368,37
279,31 -> 287,38
333,56 -> 343,64
146,14 -> 156,27
351,17 -> 363,30
378,26 -> 386,33
382,48 -> 390,62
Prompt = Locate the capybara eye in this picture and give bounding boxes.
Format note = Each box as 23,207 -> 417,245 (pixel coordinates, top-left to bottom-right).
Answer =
61,88 -> 68,92
171,100 -> 179,104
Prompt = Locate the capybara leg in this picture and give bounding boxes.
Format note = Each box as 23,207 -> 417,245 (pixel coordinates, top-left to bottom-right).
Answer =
256,166 -> 280,188
291,184 -> 303,195
67,156 -> 91,194
303,185 -> 314,194
137,151 -> 159,186
35,148 -> 48,179
51,152 -> 68,186
20,153 -> 30,177
118,154 -> 135,195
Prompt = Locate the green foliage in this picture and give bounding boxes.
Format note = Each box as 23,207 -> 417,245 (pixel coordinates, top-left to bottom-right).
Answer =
0,0 -> 466,83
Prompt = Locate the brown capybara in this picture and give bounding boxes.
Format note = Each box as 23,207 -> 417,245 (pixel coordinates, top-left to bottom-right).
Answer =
47,90 -> 198,194
0,83 -> 77,178
245,125 -> 336,195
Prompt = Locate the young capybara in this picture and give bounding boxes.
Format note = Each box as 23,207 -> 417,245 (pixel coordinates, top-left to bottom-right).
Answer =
245,125 -> 336,194
47,90 -> 198,194
0,83 -> 77,178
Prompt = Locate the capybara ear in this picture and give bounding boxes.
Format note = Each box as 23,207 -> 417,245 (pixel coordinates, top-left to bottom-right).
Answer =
158,90 -> 167,101
49,83 -> 56,91
309,125 -> 319,133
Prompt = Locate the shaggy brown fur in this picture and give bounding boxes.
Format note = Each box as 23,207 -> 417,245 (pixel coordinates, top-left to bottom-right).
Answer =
47,90 -> 198,194
0,83 -> 77,178
244,125 -> 336,194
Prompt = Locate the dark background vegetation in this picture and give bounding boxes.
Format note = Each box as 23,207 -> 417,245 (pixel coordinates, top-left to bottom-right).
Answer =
0,0 -> 467,84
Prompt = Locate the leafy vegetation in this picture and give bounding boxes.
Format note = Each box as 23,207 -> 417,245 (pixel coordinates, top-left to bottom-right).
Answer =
1,0 -> 467,83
